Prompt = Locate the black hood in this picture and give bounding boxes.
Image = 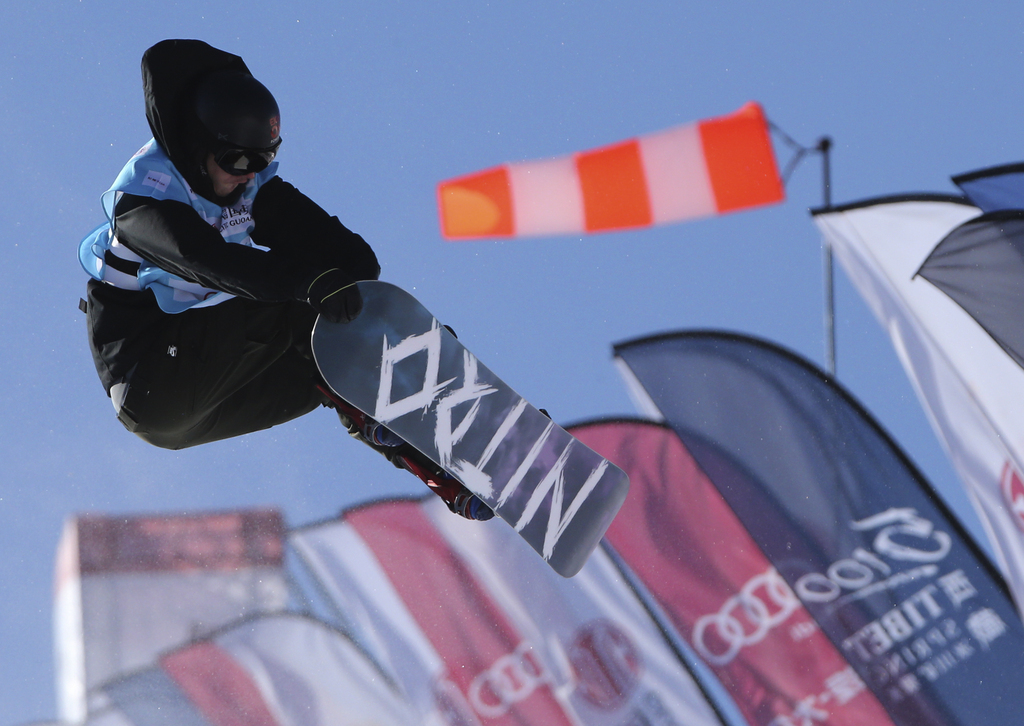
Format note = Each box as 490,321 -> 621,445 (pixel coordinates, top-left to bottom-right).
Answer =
141,40 -> 253,203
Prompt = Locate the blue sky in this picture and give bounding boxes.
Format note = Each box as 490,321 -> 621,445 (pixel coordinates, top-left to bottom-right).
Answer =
3,2 -> 1023,723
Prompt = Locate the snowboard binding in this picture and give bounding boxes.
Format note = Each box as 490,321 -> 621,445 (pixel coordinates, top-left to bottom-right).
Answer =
318,383 -> 495,521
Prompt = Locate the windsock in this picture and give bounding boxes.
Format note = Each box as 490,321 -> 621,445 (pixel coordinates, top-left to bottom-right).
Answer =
438,101 -> 784,239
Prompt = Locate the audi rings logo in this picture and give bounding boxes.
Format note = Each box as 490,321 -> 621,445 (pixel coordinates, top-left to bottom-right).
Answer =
1001,462 -> 1024,533
468,642 -> 549,719
569,620 -> 642,709
692,567 -> 800,666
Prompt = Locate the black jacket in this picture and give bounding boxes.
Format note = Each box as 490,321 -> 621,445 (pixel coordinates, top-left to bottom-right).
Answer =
86,40 -> 380,394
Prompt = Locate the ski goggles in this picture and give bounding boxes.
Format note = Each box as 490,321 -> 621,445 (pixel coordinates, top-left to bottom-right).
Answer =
211,137 -> 282,176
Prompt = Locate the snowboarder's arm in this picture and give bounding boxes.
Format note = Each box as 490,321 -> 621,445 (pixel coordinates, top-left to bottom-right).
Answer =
114,193 -> 323,302
250,177 -> 380,282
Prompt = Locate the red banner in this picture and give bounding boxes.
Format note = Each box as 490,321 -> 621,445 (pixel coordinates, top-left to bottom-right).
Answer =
572,419 -> 897,726
347,501 -> 577,726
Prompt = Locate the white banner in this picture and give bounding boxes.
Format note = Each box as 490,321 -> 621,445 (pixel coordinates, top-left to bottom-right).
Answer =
814,197 -> 1024,616
54,510 -> 289,723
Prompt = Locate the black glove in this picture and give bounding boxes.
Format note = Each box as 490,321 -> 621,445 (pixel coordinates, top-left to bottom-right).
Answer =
305,268 -> 363,323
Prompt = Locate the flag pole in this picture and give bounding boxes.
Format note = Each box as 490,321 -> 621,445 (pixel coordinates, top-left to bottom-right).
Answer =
768,123 -> 836,375
818,137 -> 835,376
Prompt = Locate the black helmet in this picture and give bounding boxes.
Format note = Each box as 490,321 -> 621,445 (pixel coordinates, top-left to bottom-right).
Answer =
194,69 -> 281,175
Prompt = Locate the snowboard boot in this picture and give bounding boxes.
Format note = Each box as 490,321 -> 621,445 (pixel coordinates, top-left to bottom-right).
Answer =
392,450 -> 495,521
320,384 -> 402,449
318,384 -> 494,521
364,420 -> 405,448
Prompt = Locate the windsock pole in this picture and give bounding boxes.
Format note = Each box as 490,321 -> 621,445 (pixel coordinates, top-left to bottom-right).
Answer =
819,137 -> 835,376
771,124 -> 837,377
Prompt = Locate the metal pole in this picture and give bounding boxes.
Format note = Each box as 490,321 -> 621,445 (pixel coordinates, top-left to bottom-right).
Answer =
819,137 -> 835,376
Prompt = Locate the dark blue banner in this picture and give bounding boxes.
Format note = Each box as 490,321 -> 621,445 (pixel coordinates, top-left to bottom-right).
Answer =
615,331 -> 1024,726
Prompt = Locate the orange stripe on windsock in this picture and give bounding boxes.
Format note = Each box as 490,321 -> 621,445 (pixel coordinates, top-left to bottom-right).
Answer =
699,102 -> 784,213
438,166 -> 514,238
438,101 -> 783,239
576,139 -> 652,232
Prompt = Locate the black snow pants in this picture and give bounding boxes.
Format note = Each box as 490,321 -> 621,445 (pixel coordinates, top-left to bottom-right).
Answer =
114,297 -> 327,450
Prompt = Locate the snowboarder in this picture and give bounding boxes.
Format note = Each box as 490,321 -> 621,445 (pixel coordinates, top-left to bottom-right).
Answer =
79,39 -> 492,520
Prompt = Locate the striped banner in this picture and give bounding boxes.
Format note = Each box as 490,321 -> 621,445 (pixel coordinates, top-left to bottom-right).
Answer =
438,102 -> 784,239
291,497 -> 723,726
98,615 -> 415,726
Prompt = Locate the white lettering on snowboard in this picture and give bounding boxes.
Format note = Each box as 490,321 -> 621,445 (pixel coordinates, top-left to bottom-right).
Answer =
372,327 -> 606,560
518,454 -> 610,559
374,320 -> 455,422
434,351 -> 497,472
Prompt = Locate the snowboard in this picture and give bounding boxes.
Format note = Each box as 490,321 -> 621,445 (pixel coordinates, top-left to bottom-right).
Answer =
311,281 -> 630,577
